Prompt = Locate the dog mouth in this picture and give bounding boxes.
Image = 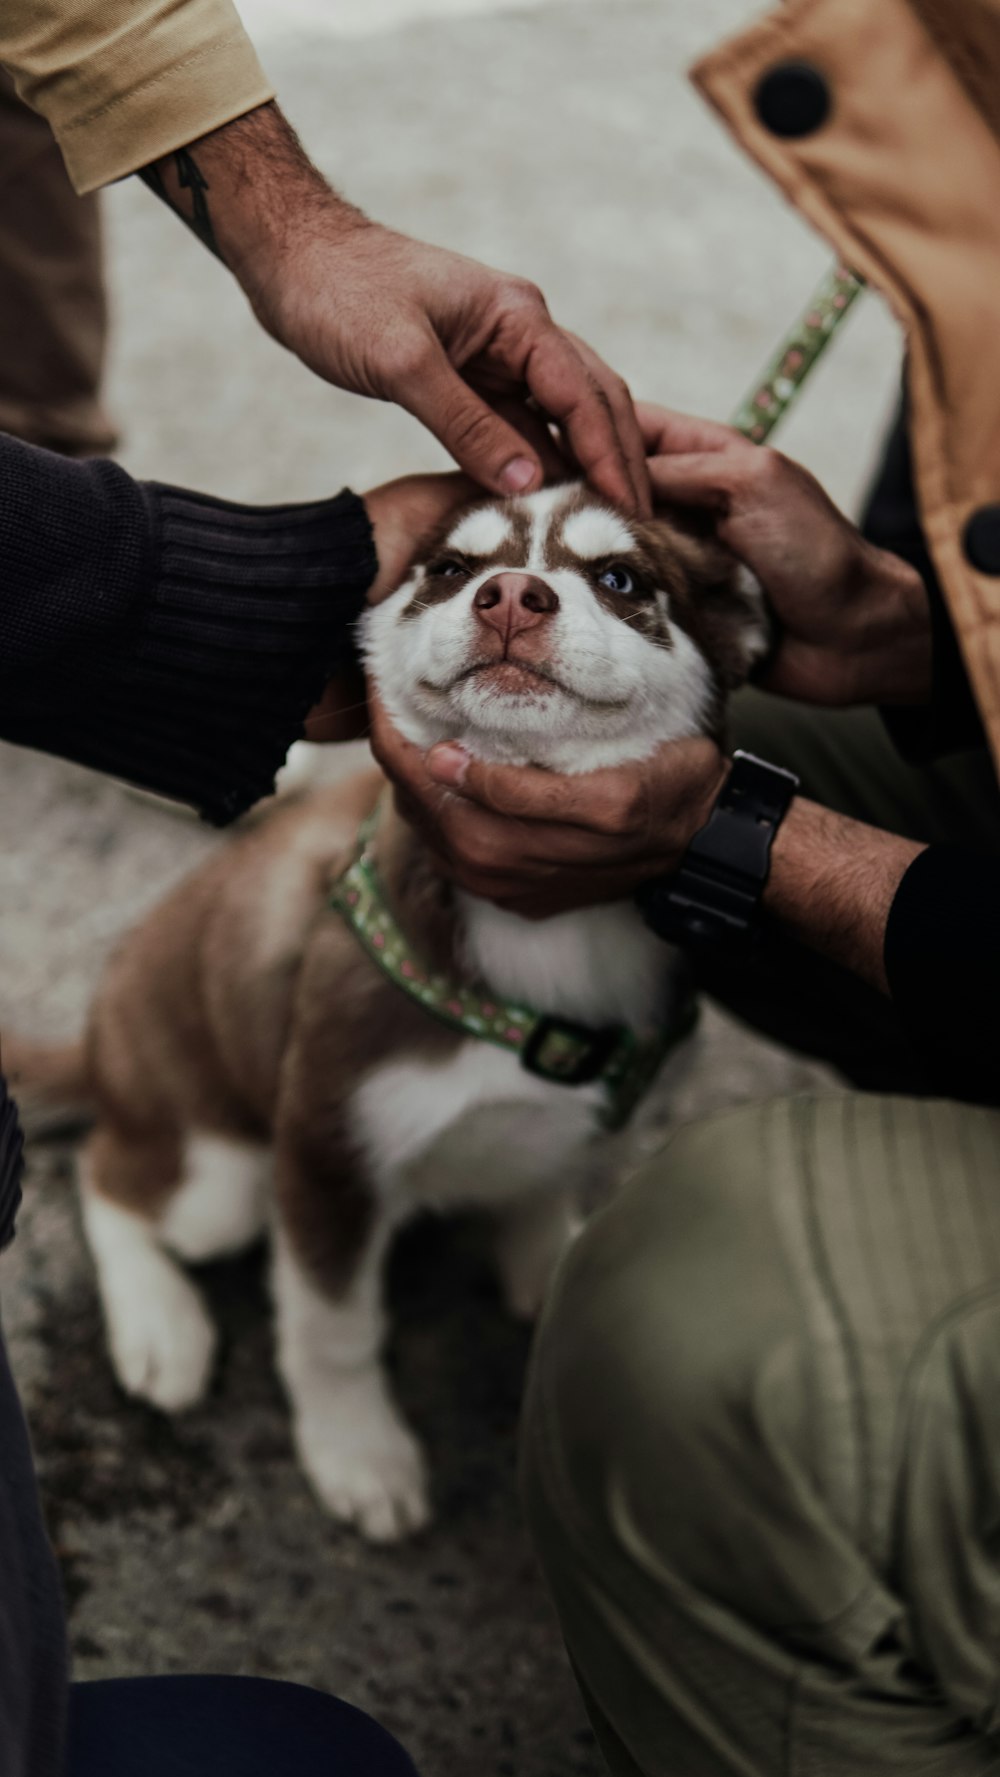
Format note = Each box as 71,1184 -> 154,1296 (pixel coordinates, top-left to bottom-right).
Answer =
458,659 -> 560,693
419,658 -> 629,711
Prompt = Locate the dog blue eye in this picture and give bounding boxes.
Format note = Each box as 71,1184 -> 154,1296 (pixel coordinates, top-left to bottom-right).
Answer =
599,564 -> 634,594
430,559 -> 467,579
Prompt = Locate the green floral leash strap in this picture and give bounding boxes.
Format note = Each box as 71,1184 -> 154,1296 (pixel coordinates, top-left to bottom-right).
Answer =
330,263 -> 863,1127
329,800 -> 696,1132
730,262 -> 864,441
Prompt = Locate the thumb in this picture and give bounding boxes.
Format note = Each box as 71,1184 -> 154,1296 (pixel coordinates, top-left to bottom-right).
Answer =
396,337 -> 543,496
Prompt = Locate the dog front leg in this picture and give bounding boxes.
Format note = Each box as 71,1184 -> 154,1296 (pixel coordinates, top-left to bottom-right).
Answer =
272,1134 -> 429,1542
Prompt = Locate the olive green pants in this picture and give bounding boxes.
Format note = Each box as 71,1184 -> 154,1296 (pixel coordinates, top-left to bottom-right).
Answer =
521,696 -> 1000,1775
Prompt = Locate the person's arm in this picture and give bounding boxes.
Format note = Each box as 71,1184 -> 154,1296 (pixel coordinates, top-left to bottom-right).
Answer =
759,802 -> 998,1104
0,433 -> 463,822
763,798 -> 923,995
0,0 -> 649,515
383,713 -> 1000,1096
134,103 -> 649,509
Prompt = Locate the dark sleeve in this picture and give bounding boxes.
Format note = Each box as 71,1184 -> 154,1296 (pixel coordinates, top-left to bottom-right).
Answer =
862,404 -> 985,760
0,433 -> 377,824
884,845 -> 1000,1103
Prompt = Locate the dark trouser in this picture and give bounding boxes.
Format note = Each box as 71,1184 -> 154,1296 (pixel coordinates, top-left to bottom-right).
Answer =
1,1266 -> 416,1777
0,71 -> 114,455
521,694 -> 1000,1775
68,1676 -> 418,1776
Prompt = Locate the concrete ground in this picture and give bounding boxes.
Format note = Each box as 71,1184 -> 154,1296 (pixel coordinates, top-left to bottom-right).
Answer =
0,1 -> 902,1771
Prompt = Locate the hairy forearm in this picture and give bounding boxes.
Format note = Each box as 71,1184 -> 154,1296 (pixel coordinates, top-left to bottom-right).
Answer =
138,101 -> 365,276
764,799 -> 924,993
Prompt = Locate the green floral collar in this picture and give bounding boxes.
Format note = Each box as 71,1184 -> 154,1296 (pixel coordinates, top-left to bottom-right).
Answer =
329,800 -> 695,1131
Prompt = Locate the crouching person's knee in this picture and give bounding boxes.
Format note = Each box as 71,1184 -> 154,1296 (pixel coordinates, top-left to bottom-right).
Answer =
521,1108 -> 804,1607
520,1103 -> 878,1777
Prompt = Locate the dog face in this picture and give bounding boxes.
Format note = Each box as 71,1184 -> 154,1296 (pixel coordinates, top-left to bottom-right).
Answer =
363,484 -> 769,773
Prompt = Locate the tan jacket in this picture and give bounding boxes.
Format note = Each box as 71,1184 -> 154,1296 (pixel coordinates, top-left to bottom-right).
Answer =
0,0 -> 272,193
694,0 -> 1000,774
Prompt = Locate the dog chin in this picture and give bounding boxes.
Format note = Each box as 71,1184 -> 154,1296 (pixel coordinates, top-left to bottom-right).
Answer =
382,680 -> 660,774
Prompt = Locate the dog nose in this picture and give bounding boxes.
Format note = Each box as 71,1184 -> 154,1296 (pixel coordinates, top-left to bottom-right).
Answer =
472,573 -> 559,639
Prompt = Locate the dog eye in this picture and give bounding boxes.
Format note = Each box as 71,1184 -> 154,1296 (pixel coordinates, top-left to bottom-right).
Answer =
598,563 -> 634,595
428,558 -> 468,579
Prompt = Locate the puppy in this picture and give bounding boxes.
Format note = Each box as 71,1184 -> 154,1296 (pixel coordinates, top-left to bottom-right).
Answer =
11,485 -> 767,1542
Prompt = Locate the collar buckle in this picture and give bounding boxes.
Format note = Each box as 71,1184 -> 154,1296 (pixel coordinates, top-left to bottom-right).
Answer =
521,1016 -> 623,1087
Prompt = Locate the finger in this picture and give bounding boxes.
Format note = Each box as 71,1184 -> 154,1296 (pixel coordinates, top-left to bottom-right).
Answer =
565,333 -> 651,517
471,391 -> 569,482
487,854 -> 669,917
363,471 -> 479,604
635,404 -> 738,459
367,686 -> 445,806
437,801 -> 649,878
519,326 -> 642,515
393,332 -> 543,496
427,744 -> 650,839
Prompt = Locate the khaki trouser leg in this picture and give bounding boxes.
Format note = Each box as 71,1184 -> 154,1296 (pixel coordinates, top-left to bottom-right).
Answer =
0,70 -> 115,455
522,1094 -> 1000,1776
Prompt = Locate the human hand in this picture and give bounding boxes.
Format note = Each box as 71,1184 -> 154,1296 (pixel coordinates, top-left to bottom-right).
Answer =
368,686 -> 727,917
147,105 -> 650,513
304,472 -> 476,742
362,471 -> 477,604
253,217 -> 649,512
638,405 -> 932,708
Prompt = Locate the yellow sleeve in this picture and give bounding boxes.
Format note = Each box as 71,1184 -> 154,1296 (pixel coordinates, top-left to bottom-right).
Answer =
1,0 -> 275,194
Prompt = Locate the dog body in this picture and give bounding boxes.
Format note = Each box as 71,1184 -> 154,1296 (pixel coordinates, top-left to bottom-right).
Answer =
17,484 -> 767,1541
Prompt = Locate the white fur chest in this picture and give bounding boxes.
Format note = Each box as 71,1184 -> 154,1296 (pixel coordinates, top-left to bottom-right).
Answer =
349,1039 -> 604,1213
457,895 -> 672,1029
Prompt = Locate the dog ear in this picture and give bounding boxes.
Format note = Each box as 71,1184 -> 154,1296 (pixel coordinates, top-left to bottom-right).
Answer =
639,511 -> 772,691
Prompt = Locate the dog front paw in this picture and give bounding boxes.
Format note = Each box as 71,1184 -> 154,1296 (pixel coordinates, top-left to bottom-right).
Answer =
107,1262 -> 216,1413
295,1388 -> 431,1542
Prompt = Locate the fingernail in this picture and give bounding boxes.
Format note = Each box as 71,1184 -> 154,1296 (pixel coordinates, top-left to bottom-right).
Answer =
500,456 -> 537,493
427,743 -> 470,786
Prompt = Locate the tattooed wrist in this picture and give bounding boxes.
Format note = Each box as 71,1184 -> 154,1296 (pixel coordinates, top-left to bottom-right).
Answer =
136,102 -> 368,285
139,146 -> 220,260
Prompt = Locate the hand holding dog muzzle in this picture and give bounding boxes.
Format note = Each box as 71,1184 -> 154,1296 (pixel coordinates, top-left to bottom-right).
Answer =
369,684 -> 729,919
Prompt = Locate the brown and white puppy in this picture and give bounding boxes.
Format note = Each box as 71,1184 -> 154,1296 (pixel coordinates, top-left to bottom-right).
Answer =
12,485 -> 768,1543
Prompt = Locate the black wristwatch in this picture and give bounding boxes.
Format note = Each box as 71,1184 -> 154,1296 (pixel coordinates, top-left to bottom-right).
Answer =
636,750 -> 799,950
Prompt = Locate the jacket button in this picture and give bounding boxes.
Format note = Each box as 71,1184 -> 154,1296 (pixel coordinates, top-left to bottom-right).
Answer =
755,62 -> 831,138
964,505 -> 1000,574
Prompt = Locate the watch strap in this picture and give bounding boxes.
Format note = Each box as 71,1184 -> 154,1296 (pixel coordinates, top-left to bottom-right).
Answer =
637,751 -> 799,949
